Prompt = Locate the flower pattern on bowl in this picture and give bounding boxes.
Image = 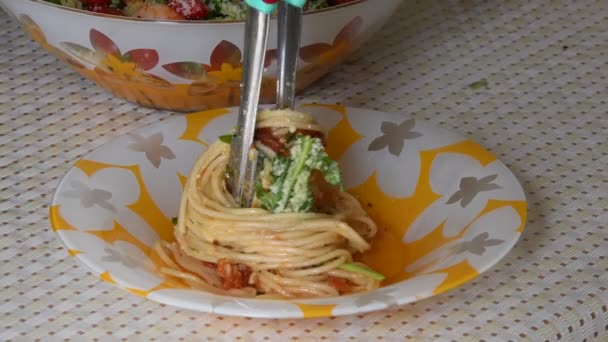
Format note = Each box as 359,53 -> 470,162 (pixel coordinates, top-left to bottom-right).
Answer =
55,167 -> 140,231
404,152 -> 526,242
338,108 -> 464,197
18,13 -> 365,112
58,230 -> 163,291
162,40 -> 277,105
60,28 -> 170,88
85,116 -> 205,220
8,0 -> 408,112
406,205 -> 522,274
297,16 -> 363,90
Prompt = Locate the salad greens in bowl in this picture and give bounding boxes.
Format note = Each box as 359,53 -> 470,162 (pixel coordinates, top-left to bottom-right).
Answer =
41,0 -> 346,21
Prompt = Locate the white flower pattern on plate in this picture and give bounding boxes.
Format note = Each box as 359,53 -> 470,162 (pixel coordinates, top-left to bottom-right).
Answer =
147,289 -> 304,318
339,108 -> 464,197
368,119 -> 423,156
63,180 -> 116,212
128,132 -> 176,168
57,167 -> 139,231
406,206 -> 522,273
101,244 -> 155,272
404,153 -> 525,242
58,231 -> 163,290
296,105 -> 343,132
89,116 -> 204,218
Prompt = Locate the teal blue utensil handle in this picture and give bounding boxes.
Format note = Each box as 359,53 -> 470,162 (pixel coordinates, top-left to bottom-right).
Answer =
245,0 -> 307,14
284,0 -> 307,7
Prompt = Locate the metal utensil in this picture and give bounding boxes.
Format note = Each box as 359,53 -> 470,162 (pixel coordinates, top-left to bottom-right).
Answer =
276,1 -> 302,110
229,1 -> 304,207
228,7 -> 270,207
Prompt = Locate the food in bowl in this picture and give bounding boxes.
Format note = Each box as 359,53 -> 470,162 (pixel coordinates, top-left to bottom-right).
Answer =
2,0 -> 402,111
48,104 -> 528,317
158,109 -> 384,298
43,0 -> 357,20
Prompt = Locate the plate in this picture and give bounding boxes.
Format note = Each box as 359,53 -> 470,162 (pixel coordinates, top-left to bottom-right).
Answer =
50,104 -> 527,318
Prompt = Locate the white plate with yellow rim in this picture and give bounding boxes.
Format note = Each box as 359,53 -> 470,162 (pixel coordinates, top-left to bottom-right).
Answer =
50,104 -> 527,318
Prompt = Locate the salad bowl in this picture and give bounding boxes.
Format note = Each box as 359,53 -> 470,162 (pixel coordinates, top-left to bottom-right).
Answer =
0,0 -> 402,111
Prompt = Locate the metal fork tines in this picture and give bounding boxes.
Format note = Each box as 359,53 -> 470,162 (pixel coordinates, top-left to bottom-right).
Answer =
229,8 -> 270,207
229,2 -> 303,207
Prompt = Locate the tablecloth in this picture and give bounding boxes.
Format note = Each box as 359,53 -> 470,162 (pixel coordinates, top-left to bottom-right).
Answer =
1,1 -> 607,341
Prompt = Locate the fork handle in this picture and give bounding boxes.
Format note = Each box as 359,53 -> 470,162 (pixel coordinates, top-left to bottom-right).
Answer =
245,0 -> 307,13
276,2 -> 303,109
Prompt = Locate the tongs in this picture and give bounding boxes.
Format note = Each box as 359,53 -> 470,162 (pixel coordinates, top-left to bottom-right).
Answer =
229,0 -> 306,207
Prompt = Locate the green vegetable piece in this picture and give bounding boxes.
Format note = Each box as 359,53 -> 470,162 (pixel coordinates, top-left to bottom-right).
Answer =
254,134 -> 345,213
270,156 -> 291,194
469,79 -> 489,89
275,135 -> 313,212
287,167 -> 314,212
255,156 -> 289,212
59,0 -> 83,9
171,217 -> 178,225
111,0 -> 125,9
306,0 -> 329,10
338,263 -> 385,281
255,184 -> 281,210
317,153 -> 343,189
219,134 -> 233,144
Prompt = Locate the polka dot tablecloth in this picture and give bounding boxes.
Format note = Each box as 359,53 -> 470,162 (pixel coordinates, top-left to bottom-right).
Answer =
1,0 -> 607,340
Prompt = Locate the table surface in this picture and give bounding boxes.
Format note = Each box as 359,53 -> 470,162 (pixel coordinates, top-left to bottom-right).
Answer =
1,1 -> 607,341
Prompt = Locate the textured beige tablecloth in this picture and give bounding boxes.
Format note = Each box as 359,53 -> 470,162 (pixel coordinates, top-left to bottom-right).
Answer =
1,1 -> 607,341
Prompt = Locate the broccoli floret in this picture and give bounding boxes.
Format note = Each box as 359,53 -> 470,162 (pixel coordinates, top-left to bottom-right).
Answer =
311,150 -> 343,189
206,0 -> 248,20
255,134 -> 343,213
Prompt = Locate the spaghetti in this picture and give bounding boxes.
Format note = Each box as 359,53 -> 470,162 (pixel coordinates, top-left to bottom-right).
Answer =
156,109 -> 382,298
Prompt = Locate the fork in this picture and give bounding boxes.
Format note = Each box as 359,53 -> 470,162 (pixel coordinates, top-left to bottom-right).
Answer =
229,0 -> 306,207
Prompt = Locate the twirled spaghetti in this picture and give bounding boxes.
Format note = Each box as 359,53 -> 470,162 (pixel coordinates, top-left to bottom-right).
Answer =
156,109 -> 381,298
